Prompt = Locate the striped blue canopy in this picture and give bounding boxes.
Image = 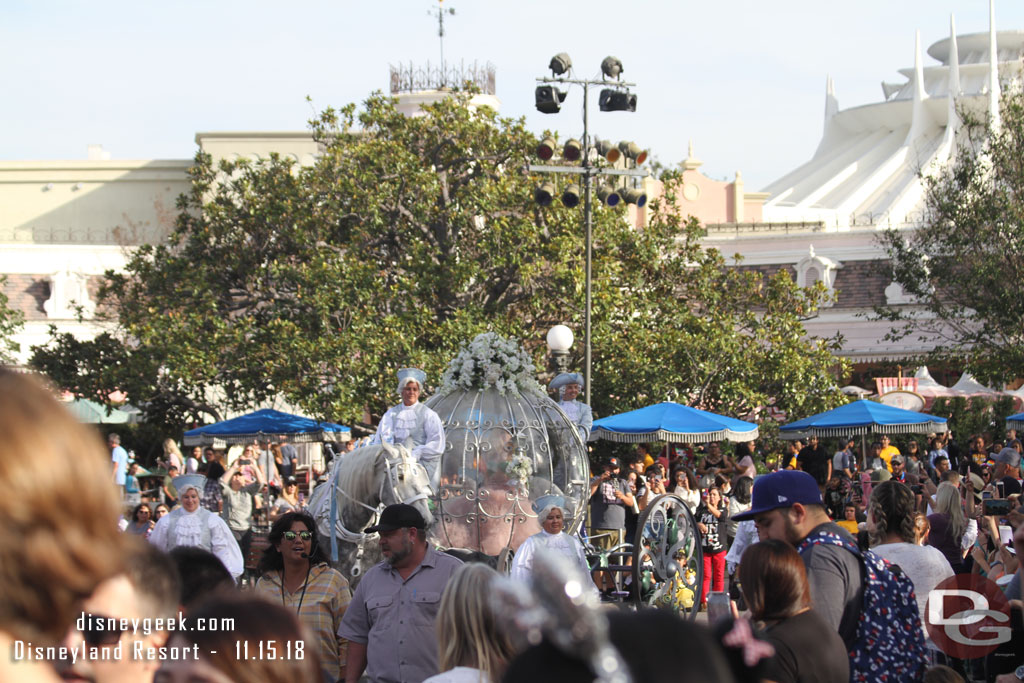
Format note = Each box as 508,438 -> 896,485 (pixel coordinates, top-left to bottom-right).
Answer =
592,402 -> 759,443
780,399 -> 947,439
184,408 -> 350,446
1007,412 -> 1024,432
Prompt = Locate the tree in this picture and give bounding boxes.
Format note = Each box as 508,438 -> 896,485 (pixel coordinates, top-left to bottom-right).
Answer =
879,91 -> 1024,386
0,275 -> 25,365
31,90 -> 848,432
589,171 -> 849,426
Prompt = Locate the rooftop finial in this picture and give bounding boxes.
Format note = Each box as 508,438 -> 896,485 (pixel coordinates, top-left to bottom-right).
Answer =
905,30 -> 932,146
431,0 -> 456,86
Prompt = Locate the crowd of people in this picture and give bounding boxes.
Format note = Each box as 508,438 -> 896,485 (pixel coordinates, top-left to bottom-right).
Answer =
5,363 -> 1024,683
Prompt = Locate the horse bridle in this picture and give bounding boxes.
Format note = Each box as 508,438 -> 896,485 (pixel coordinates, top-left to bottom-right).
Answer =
328,448 -> 431,575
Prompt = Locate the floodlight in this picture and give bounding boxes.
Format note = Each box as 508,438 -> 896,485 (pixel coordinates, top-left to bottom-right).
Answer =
597,184 -> 620,207
535,182 -> 556,206
535,85 -> 567,114
537,136 -> 558,160
599,89 -> 637,112
562,183 -> 581,208
594,139 -> 621,163
562,139 -> 582,162
601,56 -> 623,79
549,53 -> 573,76
618,141 -> 648,165
621,187 -> 647,207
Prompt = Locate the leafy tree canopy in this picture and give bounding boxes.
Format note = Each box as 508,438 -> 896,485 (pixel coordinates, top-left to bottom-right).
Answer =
879,91 -> 1024,386
0,275 -> 25,365
31,91 -> 847,432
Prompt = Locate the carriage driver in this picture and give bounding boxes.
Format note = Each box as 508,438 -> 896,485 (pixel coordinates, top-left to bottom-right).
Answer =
370,368 -> 446,489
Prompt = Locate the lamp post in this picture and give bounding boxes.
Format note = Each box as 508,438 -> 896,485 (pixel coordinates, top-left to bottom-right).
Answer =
531,55 -> 647,406
546,324 -> 574,375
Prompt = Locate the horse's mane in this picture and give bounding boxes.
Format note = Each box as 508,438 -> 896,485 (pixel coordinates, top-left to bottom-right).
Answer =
335,444 -> 386,508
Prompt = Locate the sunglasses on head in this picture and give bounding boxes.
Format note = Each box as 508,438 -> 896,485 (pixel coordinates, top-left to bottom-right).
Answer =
283,531 -> 312,541
82,614 -> 126,647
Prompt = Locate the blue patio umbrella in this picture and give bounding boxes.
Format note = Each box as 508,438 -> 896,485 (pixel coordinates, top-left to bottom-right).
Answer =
592,401 -> 759,443
779,399 -> 947,439
1007,412 -> 1024,432
183,408 -> 350,446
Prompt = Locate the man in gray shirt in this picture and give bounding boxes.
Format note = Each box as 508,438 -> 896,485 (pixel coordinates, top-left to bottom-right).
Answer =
220,456 -> 265,570
338,503 -> 462,683
734,469 -> 863,648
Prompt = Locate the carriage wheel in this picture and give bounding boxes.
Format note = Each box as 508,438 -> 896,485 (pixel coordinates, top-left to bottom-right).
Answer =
632,493 -> 703,619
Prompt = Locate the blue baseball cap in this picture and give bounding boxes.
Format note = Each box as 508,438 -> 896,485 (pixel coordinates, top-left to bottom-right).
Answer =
732,470 -> 824,521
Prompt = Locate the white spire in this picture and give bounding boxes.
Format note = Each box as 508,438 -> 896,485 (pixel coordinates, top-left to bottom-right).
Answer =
988,0 -> 1001,131
905,30 -> 932,146
944,15 -> 961,147
824,75 -> 838,122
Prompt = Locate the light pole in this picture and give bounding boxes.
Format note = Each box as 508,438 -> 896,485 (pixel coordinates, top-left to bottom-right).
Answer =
531,54 -> 647,406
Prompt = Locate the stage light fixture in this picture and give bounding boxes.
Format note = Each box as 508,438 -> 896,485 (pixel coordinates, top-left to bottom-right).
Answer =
561,184 -> 581,208
535,182 -> 556,206
535,85 -> 567,114
599,89 -> 637,112
594,139 -> 621,163
621,187 -> 647,207
549,53 -> 572,76
537,136 -> 558,160
562,139 -> 582,161
618,141 -> 648,165
597,184 -> 621,207
601,56 -> 623,79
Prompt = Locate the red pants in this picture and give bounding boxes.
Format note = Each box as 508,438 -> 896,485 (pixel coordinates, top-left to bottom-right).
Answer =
701,549 -> 726,604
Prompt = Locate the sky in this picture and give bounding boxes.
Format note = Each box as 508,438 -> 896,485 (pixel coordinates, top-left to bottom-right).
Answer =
4,1 -> 1023,191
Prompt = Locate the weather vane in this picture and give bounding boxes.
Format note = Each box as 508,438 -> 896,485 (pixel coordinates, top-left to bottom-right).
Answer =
430,0 -> 456,85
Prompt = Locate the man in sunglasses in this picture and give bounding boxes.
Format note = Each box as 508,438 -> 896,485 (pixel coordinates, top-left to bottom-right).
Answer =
56,540 -> 181,683
338,503 -> 462,683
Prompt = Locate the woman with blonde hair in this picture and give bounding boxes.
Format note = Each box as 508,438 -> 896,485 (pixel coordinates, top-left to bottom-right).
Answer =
0,370 -> 126,682
926,481 -> 977,574
424,563 -> 517,683
162,438 -> 184,471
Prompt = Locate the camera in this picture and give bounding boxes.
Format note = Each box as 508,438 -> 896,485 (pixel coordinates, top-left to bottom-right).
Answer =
982,498 -> 1011,517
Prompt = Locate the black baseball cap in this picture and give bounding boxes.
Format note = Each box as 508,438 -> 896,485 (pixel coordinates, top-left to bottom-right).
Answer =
365,503 -> 427,533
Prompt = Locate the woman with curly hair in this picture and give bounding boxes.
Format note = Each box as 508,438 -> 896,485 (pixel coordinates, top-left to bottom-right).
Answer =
255,511 -> 351,683
868,480 -> 953,649
126,502 -> 155,537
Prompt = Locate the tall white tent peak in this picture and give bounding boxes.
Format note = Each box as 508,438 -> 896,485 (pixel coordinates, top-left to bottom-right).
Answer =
943,15 -> 962,155
988,0 -> 1001,132
906,30 -> 933,146
824,75 -> 839,122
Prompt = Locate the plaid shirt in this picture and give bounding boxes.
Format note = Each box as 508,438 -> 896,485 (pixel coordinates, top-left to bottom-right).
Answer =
256,563 -> 352,682
201,478 -> 222,513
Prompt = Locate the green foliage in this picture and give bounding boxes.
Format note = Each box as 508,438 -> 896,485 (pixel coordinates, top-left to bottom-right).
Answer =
926,395 -> 1018,447
31,91 -> 849,434
0,275 -> 25,364
879,90 -> 1024,386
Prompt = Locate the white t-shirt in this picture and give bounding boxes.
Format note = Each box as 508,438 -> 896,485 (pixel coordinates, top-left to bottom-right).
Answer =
872,541 -> 954,643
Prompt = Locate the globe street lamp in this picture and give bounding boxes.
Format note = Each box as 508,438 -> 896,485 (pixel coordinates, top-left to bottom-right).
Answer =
546,324 -> 574,375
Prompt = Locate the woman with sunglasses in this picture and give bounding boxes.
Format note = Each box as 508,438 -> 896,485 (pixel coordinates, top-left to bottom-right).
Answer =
256,511 -> 352,683
154,503 -> 170,520
126,502 -> 155,537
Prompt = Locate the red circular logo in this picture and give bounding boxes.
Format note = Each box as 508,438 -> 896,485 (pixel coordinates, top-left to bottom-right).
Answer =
925,573 -> 1011,659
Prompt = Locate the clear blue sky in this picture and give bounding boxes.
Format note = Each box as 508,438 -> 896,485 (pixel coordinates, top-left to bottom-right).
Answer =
3,1 -> 1021,190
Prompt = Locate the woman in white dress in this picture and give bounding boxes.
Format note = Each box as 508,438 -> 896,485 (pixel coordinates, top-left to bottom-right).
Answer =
148,475 -> 244,580
423,563 -> 517,683
510,497 -> 591,583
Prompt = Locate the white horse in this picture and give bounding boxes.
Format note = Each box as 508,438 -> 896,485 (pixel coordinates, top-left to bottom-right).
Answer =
307,441 -> 433,585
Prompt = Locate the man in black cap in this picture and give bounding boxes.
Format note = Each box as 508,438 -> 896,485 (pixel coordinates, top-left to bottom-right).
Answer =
588,457 -> 634,596
338,503 -> 462,683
